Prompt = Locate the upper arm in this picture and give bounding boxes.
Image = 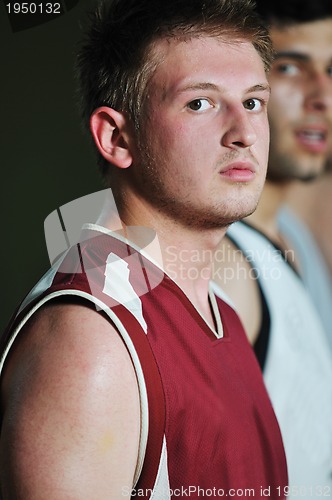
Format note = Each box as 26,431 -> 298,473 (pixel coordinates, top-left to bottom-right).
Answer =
213,236 -> 262,344
0,301 -> 140,499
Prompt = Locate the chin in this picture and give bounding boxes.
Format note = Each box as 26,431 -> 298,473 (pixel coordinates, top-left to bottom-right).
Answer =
266,162 -> 324,183
217,206 -> 258,227
228,211 -> 255,225
234,197 -> 260,220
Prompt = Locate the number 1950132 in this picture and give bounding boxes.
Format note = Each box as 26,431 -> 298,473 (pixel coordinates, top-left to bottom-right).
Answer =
6,3 -> 62,14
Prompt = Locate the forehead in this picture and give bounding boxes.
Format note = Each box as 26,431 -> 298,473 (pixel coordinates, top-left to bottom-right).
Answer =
270,19 -> 332,61
148,36 -> 267,97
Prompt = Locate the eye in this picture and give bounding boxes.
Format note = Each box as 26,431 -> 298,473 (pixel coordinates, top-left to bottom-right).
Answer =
273,62 -> 300,76
327,65 -> 332,78
243,98 -> 262,111
187,98 -> 212,112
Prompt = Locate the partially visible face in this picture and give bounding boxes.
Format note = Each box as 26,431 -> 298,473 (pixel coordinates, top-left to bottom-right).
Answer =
130,36 -> 270,229
267,19 -> 332,182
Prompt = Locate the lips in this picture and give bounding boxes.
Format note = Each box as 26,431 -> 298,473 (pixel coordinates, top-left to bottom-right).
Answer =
219,161 -> 256,182
295,126 -> 328,154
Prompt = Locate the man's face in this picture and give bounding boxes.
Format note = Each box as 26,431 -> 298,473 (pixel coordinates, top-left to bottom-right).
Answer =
129,36 -> 270,229
267,19 -> 332,182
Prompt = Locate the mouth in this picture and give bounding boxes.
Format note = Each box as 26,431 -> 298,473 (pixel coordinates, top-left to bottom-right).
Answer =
219,161 -> 256,182
295,126 -> 328,154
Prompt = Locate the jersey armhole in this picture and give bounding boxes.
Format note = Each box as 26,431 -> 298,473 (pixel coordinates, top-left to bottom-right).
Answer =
226,229 -> 271,371
253,283 -> 271,371
0,290 -> 166,490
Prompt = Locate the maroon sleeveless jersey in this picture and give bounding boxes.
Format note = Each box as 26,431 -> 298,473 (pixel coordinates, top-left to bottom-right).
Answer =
0,227 -> 288,498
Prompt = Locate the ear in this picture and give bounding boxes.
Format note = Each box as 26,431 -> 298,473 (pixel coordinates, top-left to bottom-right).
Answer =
90,106 -> 133,169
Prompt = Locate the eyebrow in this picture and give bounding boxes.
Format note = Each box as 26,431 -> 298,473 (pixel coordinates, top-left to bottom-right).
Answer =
177,82 -> 271,94
274,51 -> 310,62
247,84 -> 271,94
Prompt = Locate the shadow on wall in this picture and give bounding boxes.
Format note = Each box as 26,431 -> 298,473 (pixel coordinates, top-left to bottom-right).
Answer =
0,0 -> 103,332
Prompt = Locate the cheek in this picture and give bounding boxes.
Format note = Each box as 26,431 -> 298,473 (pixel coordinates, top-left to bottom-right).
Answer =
253,116 -> 270,161
259,140 -> 270,174
268,83 -> 302,121
263,143 -> 270,172
149,118 -> 187,157
162,125 -> 207,166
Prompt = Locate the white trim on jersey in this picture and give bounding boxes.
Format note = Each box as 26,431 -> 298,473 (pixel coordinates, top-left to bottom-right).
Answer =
0,288 -> 150,489
150,436 -> 171,500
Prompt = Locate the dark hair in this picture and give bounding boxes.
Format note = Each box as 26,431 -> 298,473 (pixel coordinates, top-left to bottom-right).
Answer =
76,0 -> 273,176
255,0 -> 332,26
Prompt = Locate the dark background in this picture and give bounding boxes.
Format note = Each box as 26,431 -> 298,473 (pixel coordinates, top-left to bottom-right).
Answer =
1,0 -> 104,332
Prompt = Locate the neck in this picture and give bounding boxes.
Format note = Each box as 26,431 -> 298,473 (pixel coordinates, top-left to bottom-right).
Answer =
245,179 -> 301,274
245,179 -> 289,244
98,190 -> 227,329
159,223 -> 226,300
284,177 -> 321,228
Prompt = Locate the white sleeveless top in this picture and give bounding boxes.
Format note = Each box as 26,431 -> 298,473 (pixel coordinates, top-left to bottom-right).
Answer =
225,221 -> 332,497
278,205 -> 332,351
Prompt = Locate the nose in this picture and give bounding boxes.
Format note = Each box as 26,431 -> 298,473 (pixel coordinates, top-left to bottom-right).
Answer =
305,72 -> 332,112
221,108 -> 257,149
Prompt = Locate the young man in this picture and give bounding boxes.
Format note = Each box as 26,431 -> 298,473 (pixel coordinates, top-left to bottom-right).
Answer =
213,0 -> 332,494
0,0 -> 287,498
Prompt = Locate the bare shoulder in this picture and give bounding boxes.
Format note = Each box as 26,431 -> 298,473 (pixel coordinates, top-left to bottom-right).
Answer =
0,300 -> 140,499
213,236 -> 262,344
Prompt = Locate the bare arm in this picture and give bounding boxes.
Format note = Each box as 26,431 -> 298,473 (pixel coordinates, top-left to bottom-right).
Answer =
213,236 -> 262,345
0,301 -> 140,499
